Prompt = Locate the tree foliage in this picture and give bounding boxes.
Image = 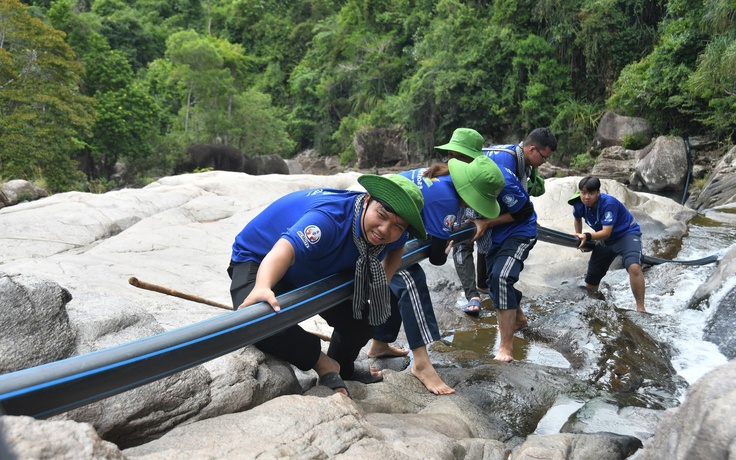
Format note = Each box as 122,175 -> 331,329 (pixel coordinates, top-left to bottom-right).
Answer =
2,0 -> 735,192
0,0 -> 95,191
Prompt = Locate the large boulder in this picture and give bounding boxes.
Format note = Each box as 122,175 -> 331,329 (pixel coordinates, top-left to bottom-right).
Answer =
591,146 -> 640,183
0,273 -> 75,373
174,144 -> 245,174
592,112 -> 652,150
631,136 -> 689,192
632,359 -> 736,460
354,126 -> 409,169
0,179 -> 49,209
292,149 -> 343,175
688,145 -> 736,212
242,154 -> 290,175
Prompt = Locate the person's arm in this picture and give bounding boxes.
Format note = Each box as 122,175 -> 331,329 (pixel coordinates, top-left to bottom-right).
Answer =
573,223 -> 613,249
469,210 -> 520,242
381,246 -> 404,281
237,238 -> 296,311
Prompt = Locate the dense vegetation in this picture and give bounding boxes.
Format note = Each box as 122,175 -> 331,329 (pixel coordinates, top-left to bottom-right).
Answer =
1,0 -> 734,192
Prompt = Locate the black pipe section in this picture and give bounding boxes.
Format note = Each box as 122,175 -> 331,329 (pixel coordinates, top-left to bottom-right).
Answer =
536,226 -> 719,266
0,230 -> 477,419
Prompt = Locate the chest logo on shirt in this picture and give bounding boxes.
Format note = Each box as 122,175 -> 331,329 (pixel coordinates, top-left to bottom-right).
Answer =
298,225 -> 321,247
502,194 -> 517,207
443,214 -> 458,230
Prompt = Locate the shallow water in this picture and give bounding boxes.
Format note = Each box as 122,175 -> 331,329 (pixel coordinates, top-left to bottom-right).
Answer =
444,217 -> 736,395
444,299 -> 570,368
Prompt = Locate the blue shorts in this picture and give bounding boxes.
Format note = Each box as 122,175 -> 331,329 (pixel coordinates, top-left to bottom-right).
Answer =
585,233 -> 642,286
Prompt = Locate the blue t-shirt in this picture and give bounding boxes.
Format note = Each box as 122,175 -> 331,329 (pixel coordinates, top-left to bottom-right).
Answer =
489,166 -> 538,245
231,188 -> 407,286
471,163 -> 538,252
399,169 -> 462,239
483,144 -> 531,184
572,193 -> 641,241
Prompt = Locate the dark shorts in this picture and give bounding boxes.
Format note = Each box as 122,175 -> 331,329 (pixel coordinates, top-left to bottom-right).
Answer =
585,233 -> 642,286
228,260 -> 372,379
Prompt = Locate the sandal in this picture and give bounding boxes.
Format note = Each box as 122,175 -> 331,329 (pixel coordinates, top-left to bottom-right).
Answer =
318,372 -> 349,397
463,298 -> 481,316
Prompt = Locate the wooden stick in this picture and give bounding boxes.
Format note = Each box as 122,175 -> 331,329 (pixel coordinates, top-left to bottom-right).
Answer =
127,276 -> 331,341
128,277 -> 232,310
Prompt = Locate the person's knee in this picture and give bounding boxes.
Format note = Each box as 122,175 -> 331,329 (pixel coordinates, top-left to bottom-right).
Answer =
627,263 -> 643,276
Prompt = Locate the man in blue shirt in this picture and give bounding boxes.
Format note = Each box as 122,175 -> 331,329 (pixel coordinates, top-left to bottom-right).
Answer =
570,176 -> 646,312
228,174 -> 426,397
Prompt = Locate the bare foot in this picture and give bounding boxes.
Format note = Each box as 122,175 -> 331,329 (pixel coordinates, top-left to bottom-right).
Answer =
494,349 -> 514,362
411,365 -> 455,395
367,340 -> 409,359
637,306 -> 646,313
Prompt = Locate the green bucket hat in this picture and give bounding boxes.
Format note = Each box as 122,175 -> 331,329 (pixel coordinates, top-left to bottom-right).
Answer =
435,128 -> 484,160
567,190 -> 581,205
357,174 -> 427,240
448,156 -> 505,219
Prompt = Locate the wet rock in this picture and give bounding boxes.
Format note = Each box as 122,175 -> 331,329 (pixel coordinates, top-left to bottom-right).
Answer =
560,397 -> 662,440
513,432 -> 642,460
703,285 -> 736,359
632,358 -> 736,460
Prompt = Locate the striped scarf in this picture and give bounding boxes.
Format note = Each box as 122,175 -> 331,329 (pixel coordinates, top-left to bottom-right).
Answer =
351,194 -> 391,326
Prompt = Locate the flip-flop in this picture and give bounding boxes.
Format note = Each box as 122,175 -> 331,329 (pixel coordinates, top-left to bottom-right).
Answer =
349,362 -> 383,384
318,372 -> 349,397
463,298 -> 481,316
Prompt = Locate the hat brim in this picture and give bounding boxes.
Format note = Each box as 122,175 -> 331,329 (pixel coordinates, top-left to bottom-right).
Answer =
567,191 -> 581,205
435,143 -> 483,160
357,175 -> 427,240
448,160 -> 502,219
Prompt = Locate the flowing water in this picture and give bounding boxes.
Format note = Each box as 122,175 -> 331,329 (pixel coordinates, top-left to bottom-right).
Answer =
442,216 -> 736,434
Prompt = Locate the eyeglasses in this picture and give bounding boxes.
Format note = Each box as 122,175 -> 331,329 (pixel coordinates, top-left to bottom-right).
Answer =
533,146 -> 552,162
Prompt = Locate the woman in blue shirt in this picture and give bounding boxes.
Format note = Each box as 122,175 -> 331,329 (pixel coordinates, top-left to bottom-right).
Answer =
229,174 -> 426,397
570,175 -> 646,312
368,155 -> 505,394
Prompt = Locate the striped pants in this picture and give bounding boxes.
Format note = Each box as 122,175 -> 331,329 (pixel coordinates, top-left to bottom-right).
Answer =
373,263 -> 440,349
484,236 -> 537,310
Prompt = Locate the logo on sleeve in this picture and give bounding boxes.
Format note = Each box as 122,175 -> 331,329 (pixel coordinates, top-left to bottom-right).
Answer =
297,225 -> 322,247
304,225 -> 321,243
604,211 -> 613,222
502,194 -> 517,207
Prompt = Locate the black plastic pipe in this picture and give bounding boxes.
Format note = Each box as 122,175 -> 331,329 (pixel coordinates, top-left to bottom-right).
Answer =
0,230 -> 475,419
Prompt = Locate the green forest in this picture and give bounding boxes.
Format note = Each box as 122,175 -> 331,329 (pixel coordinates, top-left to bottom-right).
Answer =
1,0 -> 735,192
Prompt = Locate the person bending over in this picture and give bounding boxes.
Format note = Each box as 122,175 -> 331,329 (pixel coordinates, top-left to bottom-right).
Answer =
228,174 -> 426,397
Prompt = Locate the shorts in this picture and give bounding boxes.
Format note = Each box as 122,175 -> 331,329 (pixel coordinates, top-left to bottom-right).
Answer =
585,233 -> 642,286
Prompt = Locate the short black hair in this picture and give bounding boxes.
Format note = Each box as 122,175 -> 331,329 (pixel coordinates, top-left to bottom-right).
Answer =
371,196 -> 397,215
525,127 -> 558,151
578,176 -> 601,192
